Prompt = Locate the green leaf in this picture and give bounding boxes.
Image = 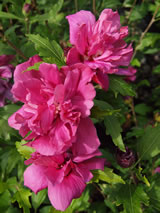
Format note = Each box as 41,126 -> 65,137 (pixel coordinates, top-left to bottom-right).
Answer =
16,141 -> 35,159
92,99 -> 121,119
0,11 -> 23,20
137,33 -> 160,52
135,167 -> 150,187
135,103 -> 152,116
129,3 -> 148,22
114,184 -> 149,213
147,176 -> 160,211
30,0 -> 63,24
27,34 -> 65,67
137,125 -> 160,160
109,75 -> 136,97
104,115 -> 125,152
0,191 -> 11,211
0,177 -> 18,194
2,104 -> 21,119
131,58 -> 141,67
137,80 -> 150,88
91,168 -> 125,184
23,61 -> 42,72
12,188 -> 31,213
32,189 -> 47,211
153,64 -> 160,74
51,0 -> 63,14
5,148 -> 21,174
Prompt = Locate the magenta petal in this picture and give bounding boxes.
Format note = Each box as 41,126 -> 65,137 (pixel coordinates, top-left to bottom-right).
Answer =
48,172 -> 86,211
31,136 -> 56,156
116,66 -> 137,76
75,164 -> 93,182
64,69 -> 80,100
54,84 -> 65,104
24,164 -> 47,194
45,167 -> 64,185
0,55 -> 14,66
72,118 -> 100,157
66,10 -> 95,47
0,66 -> 12,79
8,107 -> 24,130
66,47 -> 81,66
39,63 -> 61,86
14,55 -> 41,82
84,158 -> 105,171
93,70 -> 109,91
73,149 -> 102,163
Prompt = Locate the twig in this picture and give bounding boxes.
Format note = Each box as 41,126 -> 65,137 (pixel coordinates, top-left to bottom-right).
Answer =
132,4 -> 160,59
0,32 -> 28,60
5,5 -> 13,25
130,97 -> 138,127
25,17 -> 30,34
93,183 -> 106,199
125,0 -> 137,24
5,38 -> 28,60
92,0 -> 96,15
74,0 -> 78,12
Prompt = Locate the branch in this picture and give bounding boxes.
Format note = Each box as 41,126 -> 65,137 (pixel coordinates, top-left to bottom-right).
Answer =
0,32 -> 28,60
132,4 -> 160,59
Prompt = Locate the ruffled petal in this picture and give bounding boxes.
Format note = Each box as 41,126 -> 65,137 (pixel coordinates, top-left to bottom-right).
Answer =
66,10 -> 95,51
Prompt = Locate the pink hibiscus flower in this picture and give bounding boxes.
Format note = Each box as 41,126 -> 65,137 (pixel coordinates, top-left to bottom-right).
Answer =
66,9 -> 133,90
8,56 -> 95,154
24,123 -> 105,211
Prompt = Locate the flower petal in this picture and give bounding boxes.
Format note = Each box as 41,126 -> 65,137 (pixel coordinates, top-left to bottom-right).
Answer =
48,172 -> 86,211
24,164 -> 47,194
72,118 -> 100,157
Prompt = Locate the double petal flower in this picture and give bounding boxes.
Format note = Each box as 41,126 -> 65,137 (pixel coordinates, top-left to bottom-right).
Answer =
66,9 -> 134,89
9,56 -> 95,155
24,118 -> 105,211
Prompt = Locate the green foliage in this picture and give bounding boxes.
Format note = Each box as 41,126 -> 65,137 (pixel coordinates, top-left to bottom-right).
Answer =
104,115 -> 125,152
0,0 -> 160,212
32,189 -> 47,211
113,184 -> 149,213
12,188 -> 32,213
91,168 -> 125,184
16,141 -> 35,159
27,34 -> 65,67
137,125 -> 160,160
0,11 -> 24,20
109,75 -> 136,97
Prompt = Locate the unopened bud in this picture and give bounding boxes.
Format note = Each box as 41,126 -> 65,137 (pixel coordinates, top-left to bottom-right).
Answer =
116,147 -> 135,168
23,3 -> 31,16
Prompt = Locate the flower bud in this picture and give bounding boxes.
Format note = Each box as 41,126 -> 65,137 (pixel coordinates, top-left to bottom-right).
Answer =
116,147 -> 135,168
154,167 -> 160,174
22,3 -> 31,16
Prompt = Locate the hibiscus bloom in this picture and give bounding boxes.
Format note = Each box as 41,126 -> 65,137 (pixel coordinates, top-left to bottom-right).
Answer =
24,122 -> 105,211
66,9 -> 133,90
8,56 -> 95,154
0,55 -> 15,106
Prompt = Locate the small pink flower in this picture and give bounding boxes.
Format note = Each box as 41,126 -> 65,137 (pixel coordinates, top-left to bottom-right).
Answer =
66,9 -> 133,90
0,55 -> 15,106
24,131 -> 105,211
8,56 -> 95,154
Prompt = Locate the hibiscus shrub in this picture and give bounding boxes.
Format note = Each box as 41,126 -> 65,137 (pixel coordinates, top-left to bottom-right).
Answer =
0,0 -> 160,212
